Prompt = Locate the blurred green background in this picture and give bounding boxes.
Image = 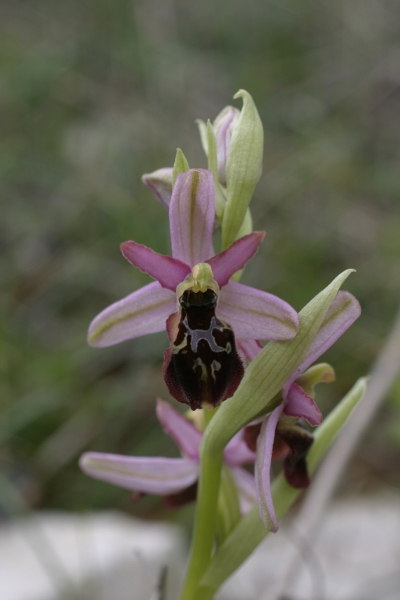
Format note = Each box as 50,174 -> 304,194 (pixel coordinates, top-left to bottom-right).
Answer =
1,0 -> 400,528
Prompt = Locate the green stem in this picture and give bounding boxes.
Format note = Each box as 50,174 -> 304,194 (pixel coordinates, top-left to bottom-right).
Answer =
180,445 -> 223,600
216,465 -> 241,544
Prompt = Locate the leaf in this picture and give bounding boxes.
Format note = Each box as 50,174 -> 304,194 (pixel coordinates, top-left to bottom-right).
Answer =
221,90 -> 263,249
201,269 -> 356,456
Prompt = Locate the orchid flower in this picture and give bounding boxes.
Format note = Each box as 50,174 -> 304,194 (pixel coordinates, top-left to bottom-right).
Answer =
244,289 -> 361,532
143,90 -> 263,250
80,399 -> 257,514
88,169 -> 298,409
88,169 -> 298,410
88,169 -> 297,349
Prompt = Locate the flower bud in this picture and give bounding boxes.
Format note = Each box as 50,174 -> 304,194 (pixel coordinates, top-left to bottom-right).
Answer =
141,167 -> 173,210
213,106 -> 240,186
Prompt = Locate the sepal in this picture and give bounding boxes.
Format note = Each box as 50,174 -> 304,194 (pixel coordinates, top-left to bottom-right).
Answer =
79,452 -> 198,495
169,169 -> 215,266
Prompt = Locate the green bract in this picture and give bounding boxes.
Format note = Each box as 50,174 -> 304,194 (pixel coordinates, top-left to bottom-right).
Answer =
221,90 -> 263,249
172,148 -> 190,186
202,269 -> 355,453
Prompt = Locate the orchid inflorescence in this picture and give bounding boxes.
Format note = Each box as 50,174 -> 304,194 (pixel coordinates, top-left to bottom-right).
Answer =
80,90 -> 364,600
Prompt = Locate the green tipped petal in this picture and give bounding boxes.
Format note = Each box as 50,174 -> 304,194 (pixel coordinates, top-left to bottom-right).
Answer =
296,362 -> 336,397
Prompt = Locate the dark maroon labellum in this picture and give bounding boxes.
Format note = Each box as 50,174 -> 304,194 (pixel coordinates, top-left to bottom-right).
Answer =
277,421 -> 314,489
244,416 -> 314,489
163,288 -> 244,410
244,422 -> 262,453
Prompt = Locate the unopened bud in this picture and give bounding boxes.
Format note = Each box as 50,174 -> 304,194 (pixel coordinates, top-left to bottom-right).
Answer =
213,106 -> 240,186
141,168 -> 173,210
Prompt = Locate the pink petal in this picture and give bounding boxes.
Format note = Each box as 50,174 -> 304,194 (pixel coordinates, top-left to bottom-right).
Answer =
231,466 -> 257,514
87,282 -> 176,347
141,168 -> 173,210
156,399 -> 202,461
80,452 -> 198,495
206,232 -> 265,287
284,383 -> 323,426
255,404 -> 284,532
283,291 -> 361,395
237,339 -> 263,361
213,106 -> 240,185
224,429 -> 256,466
121,241 -> 190,291
169,169 -> 215,266
218,281 -> 299,341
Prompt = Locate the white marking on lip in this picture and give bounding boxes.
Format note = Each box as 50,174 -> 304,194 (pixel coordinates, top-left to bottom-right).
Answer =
184,316 -> 226,353
192,357 -> 208,381
211,360 -> 221,382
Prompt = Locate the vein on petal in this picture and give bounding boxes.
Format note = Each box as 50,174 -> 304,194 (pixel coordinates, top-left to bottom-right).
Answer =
88,296 -> 174,344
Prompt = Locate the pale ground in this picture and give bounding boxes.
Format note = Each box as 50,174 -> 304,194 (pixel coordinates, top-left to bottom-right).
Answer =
1,494 -> 399,600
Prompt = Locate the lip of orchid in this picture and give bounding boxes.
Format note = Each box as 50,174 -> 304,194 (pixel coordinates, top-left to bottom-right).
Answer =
87,169 -> 299,349
79,399 -> 257,513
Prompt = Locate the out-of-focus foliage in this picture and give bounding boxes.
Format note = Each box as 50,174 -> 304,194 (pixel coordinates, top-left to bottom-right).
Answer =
1,0 -> 400,523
